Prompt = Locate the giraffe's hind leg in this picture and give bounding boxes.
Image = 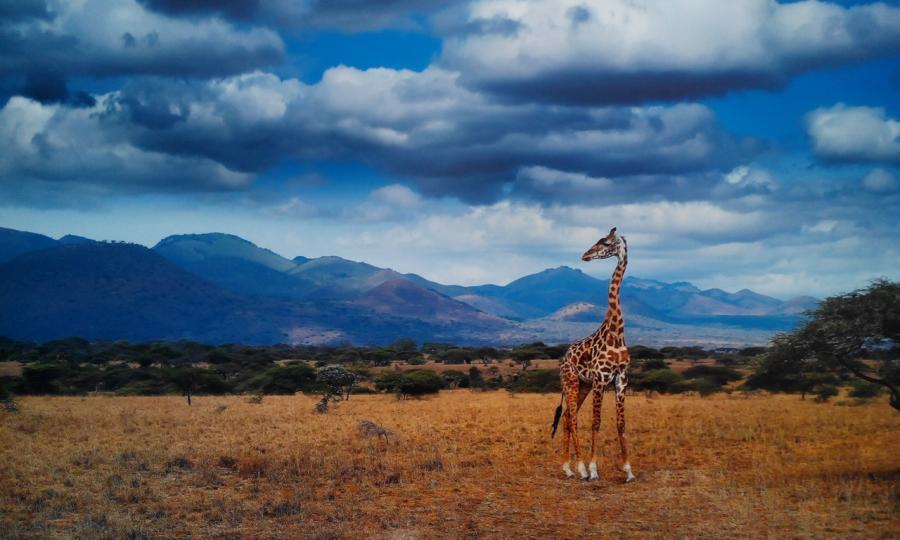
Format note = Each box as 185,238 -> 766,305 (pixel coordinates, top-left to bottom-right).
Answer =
561,379 -> 590,479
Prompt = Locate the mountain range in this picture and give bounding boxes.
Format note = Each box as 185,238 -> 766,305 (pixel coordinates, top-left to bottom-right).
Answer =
0,227 -> 817,347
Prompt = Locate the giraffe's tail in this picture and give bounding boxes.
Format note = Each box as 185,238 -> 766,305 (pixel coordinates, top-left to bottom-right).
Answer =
550,392 -> 564,438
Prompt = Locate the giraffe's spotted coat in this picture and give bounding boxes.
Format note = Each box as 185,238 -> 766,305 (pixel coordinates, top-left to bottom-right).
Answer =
558,228 -> 635,483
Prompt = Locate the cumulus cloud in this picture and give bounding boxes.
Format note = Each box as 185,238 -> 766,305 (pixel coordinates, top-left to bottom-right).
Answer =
139,0 -> 451,31
330,187 -> 899,295
806,104 -> 900,164
0,96 -> 252,204
9,66 -> 760,202
862,168 -> 898,192
439,0 -> 900,104
0,0 -> 283,104
556,201 -> 771,245
99,67 -> 758,202
346,184 -> 424,222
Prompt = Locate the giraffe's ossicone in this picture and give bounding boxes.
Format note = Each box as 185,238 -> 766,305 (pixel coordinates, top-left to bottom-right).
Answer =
551,227 -> 636,483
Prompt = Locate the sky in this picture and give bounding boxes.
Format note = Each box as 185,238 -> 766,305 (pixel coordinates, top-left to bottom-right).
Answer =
1,0 -> 899,299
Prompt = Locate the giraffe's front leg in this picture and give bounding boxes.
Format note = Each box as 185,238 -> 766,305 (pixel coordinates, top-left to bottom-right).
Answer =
588,383 -> 605,480
615,374 -> 636,483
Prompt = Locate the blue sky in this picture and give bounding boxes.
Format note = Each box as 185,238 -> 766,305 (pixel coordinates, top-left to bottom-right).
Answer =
1,0 -> 899,298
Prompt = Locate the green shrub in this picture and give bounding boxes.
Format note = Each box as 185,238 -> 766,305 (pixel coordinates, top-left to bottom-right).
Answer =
442,370 -> 470,388
244,363 -> 316,394
506,369 -> 560,393
21,363 -> 69,394
395,370 -> 445,397
374,371 -> 406,392
681,365 -> 742,386
632,369 -> 685,393
468,367 -> 484,388
639,359 -> 668,371
689,378 -> 722,396
848,380 -> 882,398
814,384 -> 839,402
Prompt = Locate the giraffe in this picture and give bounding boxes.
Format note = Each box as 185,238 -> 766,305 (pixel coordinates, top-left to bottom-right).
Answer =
550,227 -> 636,483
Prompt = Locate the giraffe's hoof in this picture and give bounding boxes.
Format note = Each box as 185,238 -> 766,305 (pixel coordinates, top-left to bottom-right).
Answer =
577,462 -> 589,480
624,475 -> 637,483
562,463 -> 575,478
588,462 -> 599,481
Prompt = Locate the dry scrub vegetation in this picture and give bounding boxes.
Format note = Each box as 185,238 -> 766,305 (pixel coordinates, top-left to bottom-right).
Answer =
1,392 -> 898,539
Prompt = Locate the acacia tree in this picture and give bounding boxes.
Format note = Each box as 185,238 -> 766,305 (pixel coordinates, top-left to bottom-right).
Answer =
752,279 -> 899,410
315,365 -> 356,413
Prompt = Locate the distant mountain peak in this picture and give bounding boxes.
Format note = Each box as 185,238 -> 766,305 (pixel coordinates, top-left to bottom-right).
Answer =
155,232 -> 255,247
153,232 -> 297,273
58,234 -> 95,245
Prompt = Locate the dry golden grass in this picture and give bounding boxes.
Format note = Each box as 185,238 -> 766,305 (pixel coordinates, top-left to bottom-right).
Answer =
1,392 -> 898,539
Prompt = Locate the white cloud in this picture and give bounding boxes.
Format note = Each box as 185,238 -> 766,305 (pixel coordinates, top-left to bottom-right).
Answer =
371,184 -> 423,207
440,0 -> 900,104
0,96 -> 253,200
558,201 -> 768,240
346,184 -> 425,222
806,104 -> 900,164
19,0 -> 283,76
862,168 -> 899,192
13,66 -> 752,204
724,166 -> 776,189
804,220 -> 838,234
268,197 -> 319,218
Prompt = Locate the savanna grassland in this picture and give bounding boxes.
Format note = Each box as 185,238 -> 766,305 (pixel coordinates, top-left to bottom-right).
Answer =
1,392 -> 898,539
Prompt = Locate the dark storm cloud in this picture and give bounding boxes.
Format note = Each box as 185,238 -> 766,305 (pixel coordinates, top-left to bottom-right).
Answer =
0,66 -> 760,205
138,0 -> 261,19
0,0 -> 283,105
0,0 -> 54,22
139,0 -> 452,31
439,0 -> 900,105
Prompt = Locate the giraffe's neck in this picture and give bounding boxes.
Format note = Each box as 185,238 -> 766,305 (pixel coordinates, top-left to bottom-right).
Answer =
601,243 -> 627,337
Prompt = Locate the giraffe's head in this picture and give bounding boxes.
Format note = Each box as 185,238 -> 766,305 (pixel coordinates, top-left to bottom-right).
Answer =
582,227 -> 626,261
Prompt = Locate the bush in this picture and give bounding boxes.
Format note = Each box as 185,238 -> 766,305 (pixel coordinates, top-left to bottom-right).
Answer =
506,369 -> 560,393
848,380 -> 882,398
438,349 -> 474,364
375,370 -> 445,396
630,345 -> 664,360
396,370 -> 445,397
405,355 -> 427,365
632,369 -> 685,393
374,371 -> 406,392
814,384 -> 839,402
442,370 -> 470,388
468,367 -> 484,388
688,378 -> 722,396
244,363 -> 316,394
21,363 -> 69,394
639,359 -> 668,371
681,365 -> 742,386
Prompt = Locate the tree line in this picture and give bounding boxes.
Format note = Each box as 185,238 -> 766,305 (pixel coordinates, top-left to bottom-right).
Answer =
1,280 -> 895,407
